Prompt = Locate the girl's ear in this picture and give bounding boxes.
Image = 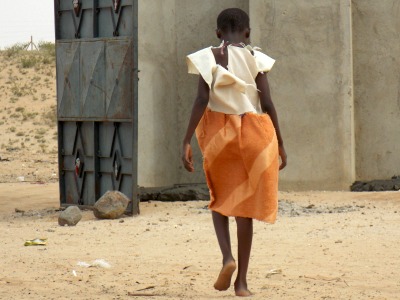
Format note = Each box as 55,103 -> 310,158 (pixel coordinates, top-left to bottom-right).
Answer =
245,28 -> 251,38
216,29 -> 222,39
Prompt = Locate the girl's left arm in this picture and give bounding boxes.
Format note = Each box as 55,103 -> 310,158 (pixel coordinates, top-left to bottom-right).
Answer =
256,72 -> 287,170
182,76 -> 210,172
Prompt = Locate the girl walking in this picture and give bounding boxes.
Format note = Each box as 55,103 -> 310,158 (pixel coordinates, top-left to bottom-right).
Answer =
182,8 -> 287,297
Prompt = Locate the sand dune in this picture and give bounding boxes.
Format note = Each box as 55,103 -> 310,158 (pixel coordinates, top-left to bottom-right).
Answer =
0,44 -> 58,183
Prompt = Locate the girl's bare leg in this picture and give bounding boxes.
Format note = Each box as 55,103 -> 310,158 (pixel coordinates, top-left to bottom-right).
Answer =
212,211 -> 236,291
234,217 -> 253,297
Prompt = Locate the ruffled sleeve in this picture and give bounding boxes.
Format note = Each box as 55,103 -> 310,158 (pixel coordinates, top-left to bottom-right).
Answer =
213,68 -> 247,94
253,50 -> 275,73
186,47 -> 216,89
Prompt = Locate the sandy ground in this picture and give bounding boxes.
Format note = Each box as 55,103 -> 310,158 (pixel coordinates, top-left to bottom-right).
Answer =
0,183 -> 399,300
0,49 -> 58,184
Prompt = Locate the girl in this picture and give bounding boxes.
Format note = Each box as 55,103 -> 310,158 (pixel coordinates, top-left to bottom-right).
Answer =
182,8 -> 287,297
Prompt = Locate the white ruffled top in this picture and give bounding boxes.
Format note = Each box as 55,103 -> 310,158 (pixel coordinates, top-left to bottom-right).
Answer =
186,44 -> 275,115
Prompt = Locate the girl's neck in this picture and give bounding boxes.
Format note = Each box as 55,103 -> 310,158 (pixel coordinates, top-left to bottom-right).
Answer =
220,32 -> 248,45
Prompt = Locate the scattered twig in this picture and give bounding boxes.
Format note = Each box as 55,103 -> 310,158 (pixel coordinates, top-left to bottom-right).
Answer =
127,286 -> 160,296
303,275 -> 341,282
127,293 -> 161,297
136,286 -> 156,292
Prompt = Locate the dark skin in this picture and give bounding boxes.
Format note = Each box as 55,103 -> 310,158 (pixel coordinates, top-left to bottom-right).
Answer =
182,28 -> 287,297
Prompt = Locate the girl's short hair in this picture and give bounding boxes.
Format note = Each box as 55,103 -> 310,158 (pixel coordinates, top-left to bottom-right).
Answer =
217,8 -> 250,33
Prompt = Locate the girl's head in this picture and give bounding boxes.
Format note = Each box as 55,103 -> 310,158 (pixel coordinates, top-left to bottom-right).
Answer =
216,8 -> 250,39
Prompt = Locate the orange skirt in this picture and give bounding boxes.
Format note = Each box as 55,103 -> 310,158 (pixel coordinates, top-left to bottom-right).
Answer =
196,109 -> 279,223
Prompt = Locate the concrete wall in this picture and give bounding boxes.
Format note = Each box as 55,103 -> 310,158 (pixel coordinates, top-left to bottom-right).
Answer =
249,0 -> 355,190
138,0 -> 179,187
138,0 -> 248,187
137,1 -> 400,190
352,0 -> 400,180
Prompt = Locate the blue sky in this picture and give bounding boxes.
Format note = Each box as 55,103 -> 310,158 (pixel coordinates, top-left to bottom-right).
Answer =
0,0 -> 55,49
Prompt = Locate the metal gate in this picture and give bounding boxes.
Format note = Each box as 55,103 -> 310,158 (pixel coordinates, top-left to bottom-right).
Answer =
54,0 -> 139,214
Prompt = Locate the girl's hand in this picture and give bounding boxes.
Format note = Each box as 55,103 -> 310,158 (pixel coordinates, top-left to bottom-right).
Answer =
279,145 -> 287,170
182,143 -> 194,172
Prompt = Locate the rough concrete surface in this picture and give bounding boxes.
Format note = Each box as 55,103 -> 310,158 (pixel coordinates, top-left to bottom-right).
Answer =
137,0 -> 400,190
138,0 -> 249,188
138,0 -> 179,187
352,0 -> 400,181
250,0 -> 354,190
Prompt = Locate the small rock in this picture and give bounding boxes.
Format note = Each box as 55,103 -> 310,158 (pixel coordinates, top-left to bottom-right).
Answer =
335,240 -> 343,244
58,206 -> 82,226
93,191 -> 130,219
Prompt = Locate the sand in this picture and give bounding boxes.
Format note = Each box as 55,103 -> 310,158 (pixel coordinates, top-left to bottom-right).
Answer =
0,183 -> 399,300
0,48 -> 58,184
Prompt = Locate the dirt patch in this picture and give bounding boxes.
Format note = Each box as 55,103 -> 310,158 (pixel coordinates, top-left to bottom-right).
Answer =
278,200 -> 360,216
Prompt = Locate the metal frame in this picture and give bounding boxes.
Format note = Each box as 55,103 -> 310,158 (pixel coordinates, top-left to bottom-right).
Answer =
54,0 -> 139,215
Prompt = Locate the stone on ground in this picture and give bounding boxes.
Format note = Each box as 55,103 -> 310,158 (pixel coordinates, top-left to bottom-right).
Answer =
139,184 -> 210,201
58,206 -> 82,226
93,191 -> 130,219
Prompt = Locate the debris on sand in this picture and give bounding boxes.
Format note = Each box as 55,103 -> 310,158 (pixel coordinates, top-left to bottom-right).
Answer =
77,259 -> 111,269
266,269 -> 282,278
24,238 -> 47,246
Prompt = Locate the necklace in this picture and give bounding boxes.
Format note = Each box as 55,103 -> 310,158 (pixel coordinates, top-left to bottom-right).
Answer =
219,41 -> 249,55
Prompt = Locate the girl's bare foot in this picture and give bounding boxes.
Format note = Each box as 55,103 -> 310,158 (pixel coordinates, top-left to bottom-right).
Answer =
234,281 -> 252,297
214,260 -> 237,291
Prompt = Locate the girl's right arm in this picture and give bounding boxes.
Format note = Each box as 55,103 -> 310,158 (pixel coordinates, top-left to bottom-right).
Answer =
255,72 -> 287,170
182,76 -> 210,172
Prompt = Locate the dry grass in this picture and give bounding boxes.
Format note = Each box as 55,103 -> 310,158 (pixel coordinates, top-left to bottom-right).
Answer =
0,42 -> 57,160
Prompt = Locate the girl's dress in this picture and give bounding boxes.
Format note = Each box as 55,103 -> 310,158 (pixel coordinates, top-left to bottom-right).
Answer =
187,44 -> 279,223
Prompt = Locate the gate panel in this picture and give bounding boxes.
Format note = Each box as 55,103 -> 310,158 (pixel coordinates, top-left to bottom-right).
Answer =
98,122 -> 133,198
60,121 -> 95,205
105,39 -> 132,119
80,41 -> 106,118
57,42 -> 80,118
54,0 -> 138,214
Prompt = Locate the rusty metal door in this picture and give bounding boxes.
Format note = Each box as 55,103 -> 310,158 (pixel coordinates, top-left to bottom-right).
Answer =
54,0 -> 139,214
